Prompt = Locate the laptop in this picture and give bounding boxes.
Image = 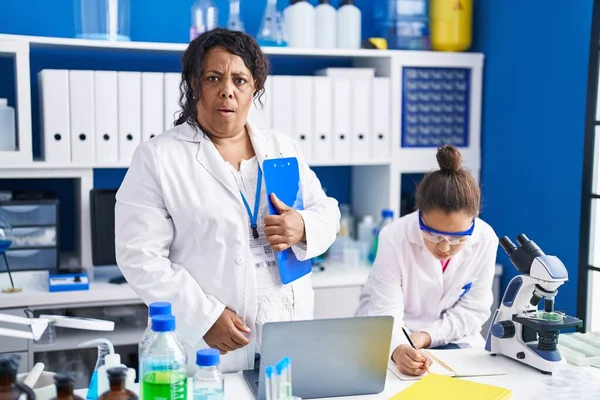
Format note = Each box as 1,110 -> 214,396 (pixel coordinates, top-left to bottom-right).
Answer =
243,316 -> 393,400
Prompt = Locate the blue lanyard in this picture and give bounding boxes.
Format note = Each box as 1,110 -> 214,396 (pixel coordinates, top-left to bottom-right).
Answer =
240,167 -> 262,239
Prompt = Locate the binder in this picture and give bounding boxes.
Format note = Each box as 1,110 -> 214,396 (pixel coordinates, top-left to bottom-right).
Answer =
141,72 -> 165,142
332,78 -> 352,162
94,71 -> 119,164
271,76 -> 294,137
313,77 -> 333,163
262,157 -> 312,284
249,76 -> 273,129
389,373 -> 511,400
163,72 -> 181,131
69,70 -> 95,164
351,78 -> 371,162
292,76 -> 314,162
39,69 -> 71,164
372,78 -> 391,160
117,71 -> 141,165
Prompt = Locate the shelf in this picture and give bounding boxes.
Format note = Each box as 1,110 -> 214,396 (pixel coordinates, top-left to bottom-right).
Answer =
0,34 -> 483,64
33,325 -> 144,352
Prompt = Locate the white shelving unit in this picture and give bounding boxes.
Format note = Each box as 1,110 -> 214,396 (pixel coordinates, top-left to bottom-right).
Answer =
0,34 -> 484,276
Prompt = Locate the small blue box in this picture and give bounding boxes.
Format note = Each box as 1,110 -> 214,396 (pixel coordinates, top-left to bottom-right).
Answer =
48,273 -> 89,292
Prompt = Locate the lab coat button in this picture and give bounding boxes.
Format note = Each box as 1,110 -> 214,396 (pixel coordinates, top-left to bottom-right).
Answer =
236,256 -> 245,265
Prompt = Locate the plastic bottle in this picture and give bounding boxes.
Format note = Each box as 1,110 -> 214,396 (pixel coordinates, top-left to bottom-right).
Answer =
315,0 -> 336,49
369,209 -> 394,263
228,0 -> 244,32
0,99 -> 16,152
338,204 -> 354,239
430,0 -> 473,51
141,315 -> 187,400
190,0 -> 219,41
357,215 -> 376,263
79,339 -> 134,400
139,302 -> 172,364
52,374 -> 84,400
374,0 -> 429,50
336,0 -> 361,49
193,349 -> 224,400
284,0 -> 315,48
0,356 -> 35,400
98,367 -> 137,400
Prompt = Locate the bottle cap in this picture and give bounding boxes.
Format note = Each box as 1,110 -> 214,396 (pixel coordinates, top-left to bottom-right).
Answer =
341,0 -> 355,5
104,353 -> 122,367
363,215 -> 374,224
196,349 -> 220,367
151,314 -> 176,332
148,302 -> 171,318
107,367 -> 128,381
0,357 -> 17,381
0,99 -> 7,107
382,209 -> 394,218
318,0 -> 331,4
54,374 -> 74,390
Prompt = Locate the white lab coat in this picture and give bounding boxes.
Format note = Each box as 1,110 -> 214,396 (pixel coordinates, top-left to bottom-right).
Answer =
356,211 -> 499,353
115,121 -> 340,373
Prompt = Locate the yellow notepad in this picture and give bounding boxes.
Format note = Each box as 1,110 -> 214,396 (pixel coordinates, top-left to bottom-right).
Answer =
389,374 -> 512,400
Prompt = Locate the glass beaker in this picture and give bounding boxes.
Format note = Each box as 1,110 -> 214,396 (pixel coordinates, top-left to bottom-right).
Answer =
73,0 -> 131,41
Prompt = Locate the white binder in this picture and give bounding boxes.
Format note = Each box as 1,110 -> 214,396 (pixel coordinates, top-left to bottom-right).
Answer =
332,78 -> 352,162
142,72 -> 165,142
271,75 -> 294,137
164,73 -> 181,131
39,70 -> 71,164
351,79 -> 371,162
68,70 -> 95,164
313,77 -> 333,163
249,76 -> 273,129
372,78 -> 391,160
293,76 -> 314,161
118,71 -> 141,165
94,71 -> 119,164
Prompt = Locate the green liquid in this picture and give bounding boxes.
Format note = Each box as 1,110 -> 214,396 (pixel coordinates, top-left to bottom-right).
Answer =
142,371 -> 187,400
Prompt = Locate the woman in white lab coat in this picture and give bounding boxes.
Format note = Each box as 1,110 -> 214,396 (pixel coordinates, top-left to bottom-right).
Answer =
114,28 -> 340,373
356,145 -> 498,376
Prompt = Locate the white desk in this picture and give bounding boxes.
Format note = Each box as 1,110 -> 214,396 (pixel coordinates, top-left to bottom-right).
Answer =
73,353 -> 596,400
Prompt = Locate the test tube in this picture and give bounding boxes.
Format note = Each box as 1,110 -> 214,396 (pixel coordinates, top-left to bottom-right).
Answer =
283,357 -> 292,399
276,359 -> 286,400
265,366 -> 274,400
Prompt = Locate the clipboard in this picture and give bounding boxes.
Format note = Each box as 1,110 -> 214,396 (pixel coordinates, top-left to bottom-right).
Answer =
262,157 -> 312,284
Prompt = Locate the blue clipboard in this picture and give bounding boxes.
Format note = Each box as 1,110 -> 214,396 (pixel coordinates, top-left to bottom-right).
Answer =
262,157 -> 312,285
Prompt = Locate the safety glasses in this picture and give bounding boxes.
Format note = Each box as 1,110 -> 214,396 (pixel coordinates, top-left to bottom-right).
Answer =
419,211 -> 475,245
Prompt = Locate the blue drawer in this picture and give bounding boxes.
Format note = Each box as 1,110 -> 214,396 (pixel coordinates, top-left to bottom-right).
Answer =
10,227 -> 57,249
2,248 -> 58,272
0,204 -> 57,227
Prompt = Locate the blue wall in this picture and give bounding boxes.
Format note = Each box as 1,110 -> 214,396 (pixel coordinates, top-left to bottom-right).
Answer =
473,0 -> 593,318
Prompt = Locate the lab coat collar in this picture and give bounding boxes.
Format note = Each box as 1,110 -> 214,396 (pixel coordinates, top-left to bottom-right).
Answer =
177,121 -> 273,199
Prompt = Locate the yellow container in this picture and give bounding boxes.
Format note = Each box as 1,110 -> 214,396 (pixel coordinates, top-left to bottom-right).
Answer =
430,0 -> 473,52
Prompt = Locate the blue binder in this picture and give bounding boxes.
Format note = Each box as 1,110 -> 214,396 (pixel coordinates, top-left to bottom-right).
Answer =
262,157 -> 312,284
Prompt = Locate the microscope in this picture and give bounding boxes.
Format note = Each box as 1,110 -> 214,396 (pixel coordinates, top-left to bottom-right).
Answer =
485,234 -> 582,373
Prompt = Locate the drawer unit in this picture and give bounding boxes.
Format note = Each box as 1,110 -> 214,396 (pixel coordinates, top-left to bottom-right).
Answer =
2,248 -> 58,272
11,226 -> 57,249
0,202 -> 58,227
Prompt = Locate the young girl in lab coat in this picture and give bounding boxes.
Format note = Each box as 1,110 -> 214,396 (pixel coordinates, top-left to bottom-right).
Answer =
356,145 -> 499,376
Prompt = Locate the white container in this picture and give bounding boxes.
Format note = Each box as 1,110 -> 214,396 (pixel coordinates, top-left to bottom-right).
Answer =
357,215 -> 376,243
337,0 -> 362,49
315,0 -> 336,49
284,0 -> 316,48
0,98 -> 16,151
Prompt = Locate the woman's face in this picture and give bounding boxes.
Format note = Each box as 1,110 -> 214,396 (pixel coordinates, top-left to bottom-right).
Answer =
196,47 -> 256,138
420,209 -> 474,261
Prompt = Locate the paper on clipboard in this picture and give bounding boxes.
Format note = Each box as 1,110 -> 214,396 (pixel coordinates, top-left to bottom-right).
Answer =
262,157 -> 312,284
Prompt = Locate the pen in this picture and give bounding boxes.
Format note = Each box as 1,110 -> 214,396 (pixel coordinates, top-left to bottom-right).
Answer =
401,326 -> 430,374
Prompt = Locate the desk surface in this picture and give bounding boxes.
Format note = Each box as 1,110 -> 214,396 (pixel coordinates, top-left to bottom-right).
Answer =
74,351 -> 594,400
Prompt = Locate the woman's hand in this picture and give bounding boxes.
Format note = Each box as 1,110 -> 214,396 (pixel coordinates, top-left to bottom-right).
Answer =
203,308 -> 251,355
392,344 -> 433,376
411,331 -> 432,349
264,194 -> 306,251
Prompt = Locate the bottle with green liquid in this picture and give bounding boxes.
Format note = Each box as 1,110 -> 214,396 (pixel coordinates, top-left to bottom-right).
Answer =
141,315 -> 187,400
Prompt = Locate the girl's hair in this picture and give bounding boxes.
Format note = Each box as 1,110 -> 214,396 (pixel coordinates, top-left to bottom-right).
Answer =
174,28 -> 270,129
415,145 -> 481,216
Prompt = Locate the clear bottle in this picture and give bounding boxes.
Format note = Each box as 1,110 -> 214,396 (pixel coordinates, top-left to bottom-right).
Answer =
257,0 -> 287,47
228,0 -> 244,32
98,367 -> 138,400
375,0 -> 430,50
357,215 -> 376,263
141,315 -> 187,400
369,209 -> 394,263
0,99 -> 16,152
139,302 -> 172,364
190,0 -> 219,41
193,349 -> 224,400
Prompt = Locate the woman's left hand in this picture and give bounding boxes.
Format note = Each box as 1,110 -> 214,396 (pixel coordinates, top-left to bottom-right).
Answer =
263,193 -> 306,251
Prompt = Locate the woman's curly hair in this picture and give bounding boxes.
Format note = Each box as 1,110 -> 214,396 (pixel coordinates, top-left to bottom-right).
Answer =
174,28 -> 270,130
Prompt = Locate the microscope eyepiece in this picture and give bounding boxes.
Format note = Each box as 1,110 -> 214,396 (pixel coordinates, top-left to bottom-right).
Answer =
500,236 -> 517,256
517,234 -> 530,246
